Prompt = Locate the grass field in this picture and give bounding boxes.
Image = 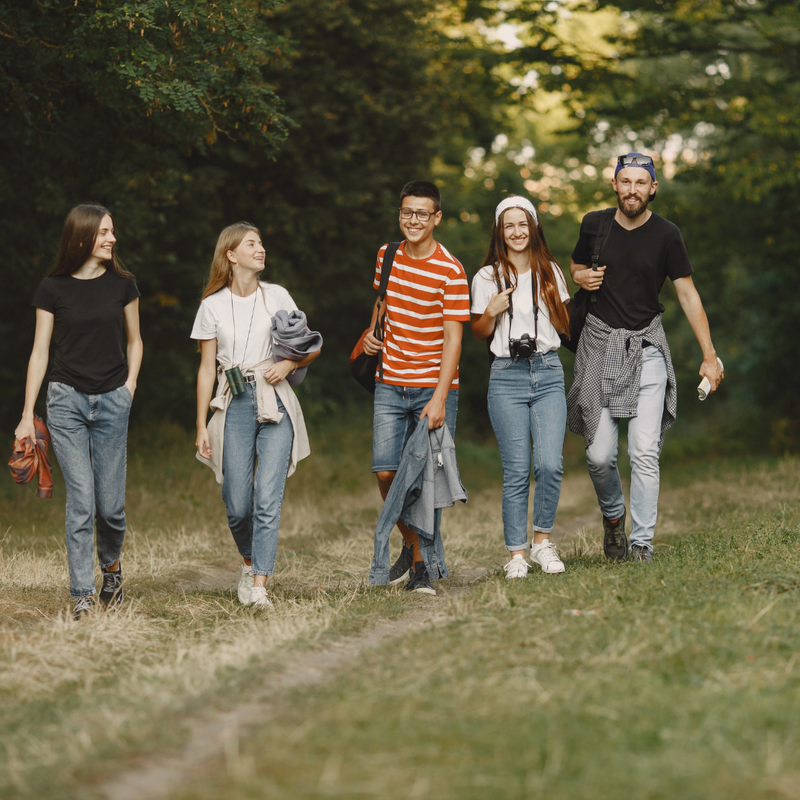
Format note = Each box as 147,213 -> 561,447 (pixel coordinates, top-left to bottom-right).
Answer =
1,420 -> 798,799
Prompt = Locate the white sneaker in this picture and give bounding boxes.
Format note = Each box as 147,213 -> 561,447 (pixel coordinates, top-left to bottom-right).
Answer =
503,554 -> 529,579
238,563 -> 254,604
530,540 -> 565,574
250,586 -> 274,610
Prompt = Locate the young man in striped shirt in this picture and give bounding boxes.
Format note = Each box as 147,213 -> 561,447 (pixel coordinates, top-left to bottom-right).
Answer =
363,181 -> 471,594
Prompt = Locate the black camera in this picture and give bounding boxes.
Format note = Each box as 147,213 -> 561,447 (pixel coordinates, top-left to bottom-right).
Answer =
509,333 -> 536,360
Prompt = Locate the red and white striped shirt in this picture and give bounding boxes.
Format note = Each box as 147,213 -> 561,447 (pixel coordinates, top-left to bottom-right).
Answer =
373,241 -> 470,388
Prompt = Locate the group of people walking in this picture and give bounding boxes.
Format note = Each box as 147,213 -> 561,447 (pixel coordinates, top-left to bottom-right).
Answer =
14,152 -> 723,617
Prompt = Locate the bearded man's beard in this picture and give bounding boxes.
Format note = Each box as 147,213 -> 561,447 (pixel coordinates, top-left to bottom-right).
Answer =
618,192 -> 651,219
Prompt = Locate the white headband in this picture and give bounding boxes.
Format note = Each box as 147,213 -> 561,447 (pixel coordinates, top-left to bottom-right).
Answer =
494,195 -> 538,226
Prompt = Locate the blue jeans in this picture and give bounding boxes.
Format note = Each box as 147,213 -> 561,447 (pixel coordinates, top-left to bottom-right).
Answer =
372,383 -> 458,472
488,353 -> 566,551
372,383 -> 459,550
46,381 -> 132,597
222,384 -> 294,576
585,346 -> 667,551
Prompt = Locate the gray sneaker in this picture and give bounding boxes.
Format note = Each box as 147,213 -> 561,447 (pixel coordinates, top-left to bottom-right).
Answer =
73,594 -> 96,620
99,564 -> 123,607
603,510 -> 628,562
630,544 -> 653,563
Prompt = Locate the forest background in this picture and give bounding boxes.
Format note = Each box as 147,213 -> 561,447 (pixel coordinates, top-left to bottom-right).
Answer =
1,0 -> 797,453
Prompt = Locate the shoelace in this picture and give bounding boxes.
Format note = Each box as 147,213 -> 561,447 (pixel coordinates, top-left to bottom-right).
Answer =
536,542 -> 561,564
504,557 -> 528,575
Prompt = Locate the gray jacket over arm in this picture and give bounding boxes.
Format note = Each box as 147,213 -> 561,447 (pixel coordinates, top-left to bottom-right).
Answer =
369,422 -> 467,585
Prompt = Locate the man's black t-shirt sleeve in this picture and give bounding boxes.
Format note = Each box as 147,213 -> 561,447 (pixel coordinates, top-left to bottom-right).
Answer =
664,229 -> 693,281
571,211 -> 603,266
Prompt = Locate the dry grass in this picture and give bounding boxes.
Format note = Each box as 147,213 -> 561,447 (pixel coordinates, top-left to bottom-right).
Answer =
1,420 -> 797,799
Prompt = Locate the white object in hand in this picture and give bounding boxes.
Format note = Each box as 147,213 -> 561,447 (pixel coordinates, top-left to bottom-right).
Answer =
698,357 -> 724,401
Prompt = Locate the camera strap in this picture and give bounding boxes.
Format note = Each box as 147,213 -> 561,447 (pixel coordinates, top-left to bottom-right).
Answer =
231,288 -> 258,366
506,269 -> 539,352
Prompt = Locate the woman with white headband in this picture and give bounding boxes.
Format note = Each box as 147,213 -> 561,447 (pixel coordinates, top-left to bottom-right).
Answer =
471,196 -> 572,578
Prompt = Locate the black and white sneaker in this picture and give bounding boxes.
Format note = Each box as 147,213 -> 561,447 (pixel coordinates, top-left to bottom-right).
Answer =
404,561 -> 436,595
73,594 -> 96,620
389,543 -> 414,585
99,564 -> 124,608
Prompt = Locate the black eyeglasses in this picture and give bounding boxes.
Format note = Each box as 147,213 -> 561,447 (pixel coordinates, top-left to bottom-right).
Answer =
399,208 -> 434,221
617,155 -> 653,167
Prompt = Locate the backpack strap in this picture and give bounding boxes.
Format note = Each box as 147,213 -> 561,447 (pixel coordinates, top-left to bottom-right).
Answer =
590,208 -> 616,305
376,241 -> 401,381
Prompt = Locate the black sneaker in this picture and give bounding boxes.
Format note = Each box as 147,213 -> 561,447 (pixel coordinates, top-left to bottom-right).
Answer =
630,544 -> 653,563
99,564 -> 124,607
389,543 -> 414,585
404,561 -> 436,595
603,510 -> 628,562
73,594 -> 96,620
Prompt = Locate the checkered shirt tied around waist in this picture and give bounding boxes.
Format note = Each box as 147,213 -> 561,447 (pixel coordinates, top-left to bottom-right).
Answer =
567,313 -> 678,449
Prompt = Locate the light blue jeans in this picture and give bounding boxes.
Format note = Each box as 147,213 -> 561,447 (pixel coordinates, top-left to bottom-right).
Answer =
585,346 -> 668,551
46,381 -> 132,597
488,352 -> 567,551
222,383 -> 294,576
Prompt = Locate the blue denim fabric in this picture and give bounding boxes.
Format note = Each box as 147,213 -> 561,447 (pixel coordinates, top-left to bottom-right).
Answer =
487,352 -> 566,551
222,383 -> 294,576
370,383 -> 459,583
585,346 -> 667,551
46,381 -> 132,597
372,383 -> 458,473
369,422 -> 465,584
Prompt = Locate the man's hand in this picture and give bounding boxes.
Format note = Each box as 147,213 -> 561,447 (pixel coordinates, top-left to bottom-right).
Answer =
362,331 -> 384,356
699,357 -> 724,393
419,396 -> 446,430
573,264 -> 606,291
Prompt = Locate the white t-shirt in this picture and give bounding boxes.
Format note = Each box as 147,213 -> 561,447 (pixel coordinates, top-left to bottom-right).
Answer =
190,282 -> 298,366
471,264 -> 570,358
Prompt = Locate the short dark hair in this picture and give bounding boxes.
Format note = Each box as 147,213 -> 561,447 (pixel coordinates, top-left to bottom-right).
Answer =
399,181 -> 441,212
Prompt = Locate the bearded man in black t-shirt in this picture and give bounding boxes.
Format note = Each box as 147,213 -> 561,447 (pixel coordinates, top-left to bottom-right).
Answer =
567,153 -> 724,562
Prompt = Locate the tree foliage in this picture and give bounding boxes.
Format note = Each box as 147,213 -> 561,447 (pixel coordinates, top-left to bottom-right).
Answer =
0,0 -> 507,430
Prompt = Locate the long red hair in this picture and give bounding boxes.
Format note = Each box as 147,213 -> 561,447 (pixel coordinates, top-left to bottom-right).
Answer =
481,207 -> 570,336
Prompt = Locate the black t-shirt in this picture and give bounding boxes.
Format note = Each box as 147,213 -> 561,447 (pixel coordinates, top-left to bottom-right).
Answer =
571,210 -> 693,331
33,269 -> 140,394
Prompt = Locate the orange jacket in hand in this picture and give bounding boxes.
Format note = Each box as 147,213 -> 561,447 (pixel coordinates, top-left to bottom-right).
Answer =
9,415 -> 53,499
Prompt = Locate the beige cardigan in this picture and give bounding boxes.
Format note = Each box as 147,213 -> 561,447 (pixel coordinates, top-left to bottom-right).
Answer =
197,357 -> 311,484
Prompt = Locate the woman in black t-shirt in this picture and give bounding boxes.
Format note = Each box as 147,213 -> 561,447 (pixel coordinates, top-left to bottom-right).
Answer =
14,204 -> 143,620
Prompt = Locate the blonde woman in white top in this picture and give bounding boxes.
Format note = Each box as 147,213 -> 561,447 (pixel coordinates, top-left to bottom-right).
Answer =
192,222 -> 320,609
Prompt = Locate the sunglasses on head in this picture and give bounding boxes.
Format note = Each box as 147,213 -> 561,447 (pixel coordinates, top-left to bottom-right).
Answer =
617,155 -> 653,167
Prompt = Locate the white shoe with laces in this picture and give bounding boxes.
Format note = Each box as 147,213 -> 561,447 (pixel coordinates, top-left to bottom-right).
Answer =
250,586 -> 274,610
238,563 -> 254,604
530,539 -> 565,574
503,554 -> 529,579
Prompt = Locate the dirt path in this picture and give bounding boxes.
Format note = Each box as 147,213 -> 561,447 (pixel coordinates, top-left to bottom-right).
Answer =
102,509 -> 599,800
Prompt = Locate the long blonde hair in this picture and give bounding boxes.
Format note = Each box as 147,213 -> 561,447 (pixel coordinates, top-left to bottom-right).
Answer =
201,222 -> 262,300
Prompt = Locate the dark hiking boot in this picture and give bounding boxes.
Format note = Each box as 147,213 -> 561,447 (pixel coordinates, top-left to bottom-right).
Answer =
603,510 -> 628,562
630,544 -> 654,563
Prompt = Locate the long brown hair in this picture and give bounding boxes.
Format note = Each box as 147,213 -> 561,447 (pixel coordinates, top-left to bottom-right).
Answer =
50,204 -> 134,278
481,207 -> 570,336
201,222 -> 262,300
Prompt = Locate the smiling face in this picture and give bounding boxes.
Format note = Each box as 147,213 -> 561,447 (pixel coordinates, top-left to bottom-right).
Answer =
399,196 -> 441,248
612,167 -> 657,219
227,231 -> 266,274
501,207 -> 531,255
90,214 -> 116,262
